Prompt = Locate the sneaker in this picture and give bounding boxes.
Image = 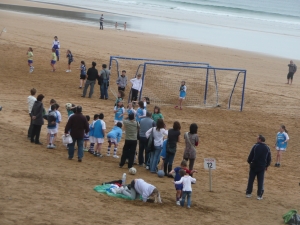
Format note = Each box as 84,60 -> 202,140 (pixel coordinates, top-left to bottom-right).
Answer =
176,201 -> 180,206
47,144 -> 52,149
79,86 -> 82,89
246,194 -> 252,198
66,70 -> 70,72
94,152 -> 98,156
113,155 -> 119,158
83,148 -> 88,152
187,206 -> 191,209
97,153 -> 103,158
78,158 -> 82,162
175,106 -> 178,109
29,69 -> 33,73
146,166 -> 149,170
50,144 -> 56,149
106,153 -> 111,156
277,163 -> 281,167
274,163 -> 278,167
257,196 -> 263,200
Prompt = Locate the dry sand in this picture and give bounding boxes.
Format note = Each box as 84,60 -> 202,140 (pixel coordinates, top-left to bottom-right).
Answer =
0,2 -> 299,225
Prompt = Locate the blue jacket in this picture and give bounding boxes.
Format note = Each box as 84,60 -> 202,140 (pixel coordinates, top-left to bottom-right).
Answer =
160,139 -> 168,158
107,126 -> 123,143
93,120 -> 104,138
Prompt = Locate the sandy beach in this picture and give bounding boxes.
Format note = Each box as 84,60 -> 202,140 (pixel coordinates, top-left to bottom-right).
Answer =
0,1 -> 299,224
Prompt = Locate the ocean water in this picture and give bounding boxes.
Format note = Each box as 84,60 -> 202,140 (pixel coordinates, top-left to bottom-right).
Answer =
8,0 -> 300,59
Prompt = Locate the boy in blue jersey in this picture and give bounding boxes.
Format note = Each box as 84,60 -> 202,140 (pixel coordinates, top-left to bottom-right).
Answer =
275,125 -> 289,167
107,122 -> 123,158
93,113 -> 106,157
52,36 -> 60,61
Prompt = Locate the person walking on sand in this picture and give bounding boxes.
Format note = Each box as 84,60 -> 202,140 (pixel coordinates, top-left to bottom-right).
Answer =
82,62 -> 98,98
287,60 -> 297,85
246,135 -> 271,200
124,22 -> 127,30
100,14 -> 104,30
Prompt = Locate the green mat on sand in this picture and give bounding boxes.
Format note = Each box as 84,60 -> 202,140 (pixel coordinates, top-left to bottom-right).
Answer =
93,184 -> 133,200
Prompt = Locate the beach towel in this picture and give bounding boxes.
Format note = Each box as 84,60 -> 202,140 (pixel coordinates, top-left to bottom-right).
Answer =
94,184 -> 133,200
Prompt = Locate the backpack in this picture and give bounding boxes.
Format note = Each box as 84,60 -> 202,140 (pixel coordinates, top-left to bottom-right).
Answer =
283,210 -> 300,225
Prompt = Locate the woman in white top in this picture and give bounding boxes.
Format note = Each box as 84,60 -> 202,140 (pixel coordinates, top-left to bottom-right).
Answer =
146,119 -> 168,173
130,73 -> 142,101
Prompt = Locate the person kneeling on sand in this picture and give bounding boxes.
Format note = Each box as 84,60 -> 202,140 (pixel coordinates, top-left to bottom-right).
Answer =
128,179 -> 162,203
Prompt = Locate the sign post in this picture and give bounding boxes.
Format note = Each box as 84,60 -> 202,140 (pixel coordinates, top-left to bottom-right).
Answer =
204,158 -> 216,192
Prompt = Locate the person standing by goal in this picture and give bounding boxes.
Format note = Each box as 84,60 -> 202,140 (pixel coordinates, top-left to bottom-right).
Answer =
286,60 -> 297,85
99,14 -> 104,30
175,81 -> 186,110
130,74 -> 142,102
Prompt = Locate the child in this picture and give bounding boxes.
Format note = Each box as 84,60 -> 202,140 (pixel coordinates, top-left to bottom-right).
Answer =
79,61 -> 86,89
48,99 -> 56,113
175,81 -> 187,110
65,103 -> 76,118
169,160 -> 197,205
130,74 -> 142,101
88,114 -> 98,154
52,36 -> 60,61
173,169 -> 196,208
116,70 -> 127,91
114,90 -> 125,106
93,113 -> 106,157
126,102 -> 136,119
27,47 -> 34,73
52,103 -> 61,146
152,106 -> 163,123
46,104 -> 57,149
133,97 -> 149,111
51,48 -> 57,72
84,115 -> 90,151
135,101 -> 146,123
106,122 -> 123,158
66,50 -> 73,72
114,101 -> 126,124
275,125 -> 289,167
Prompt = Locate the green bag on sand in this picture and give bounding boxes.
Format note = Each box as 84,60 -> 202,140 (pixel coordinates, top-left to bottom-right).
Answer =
283,210 -> 298,224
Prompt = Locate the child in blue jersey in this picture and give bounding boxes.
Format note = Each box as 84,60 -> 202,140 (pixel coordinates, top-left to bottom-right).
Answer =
126,102 -> 136,119
52,36 -> 60,61
114,101 -> 126,124
275,125 -> 289,167
175,81 -> 187,110
115,90 -> 125,106
169,160 -> 197,205
46,104 -> 57,149
83,115 -> 90,151
79,61 -> 86,89
135,101 -> 146,123
106,122 -> 123,158
93,113 -> 106,158
27,47 -> 34,73
66,49 -> 73,72
88,114 -> 98,154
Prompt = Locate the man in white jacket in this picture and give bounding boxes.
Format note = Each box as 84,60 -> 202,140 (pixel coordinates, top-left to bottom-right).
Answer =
130,179 -> 162,203
130,74 -> 142,101
27,88 -> 37,139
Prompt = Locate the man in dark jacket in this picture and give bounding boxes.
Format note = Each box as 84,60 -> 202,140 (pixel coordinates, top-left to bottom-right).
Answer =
31,94 -> 45,145
82,62 -> 98,98
287,60 -> 297,85
64,106 -> 89,162
246,135 -> 271,200
99,64 -> 111,99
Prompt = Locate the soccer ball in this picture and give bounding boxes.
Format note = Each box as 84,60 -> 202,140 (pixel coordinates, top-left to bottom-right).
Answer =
157,170 -> 165,178
65,103 -> 72,110
129,167 -> 137,175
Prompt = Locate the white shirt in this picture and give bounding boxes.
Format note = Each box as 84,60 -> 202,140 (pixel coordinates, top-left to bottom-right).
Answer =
130,78 -> 142,91
27,95 -> 36,113
174,175 -> 196,191
56,110 -> 62,123
145,127 -> 168,146
100,119 -> 106,129
134,179 -> 156,202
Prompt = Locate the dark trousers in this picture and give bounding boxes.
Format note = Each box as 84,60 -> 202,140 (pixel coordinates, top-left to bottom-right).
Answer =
27,113 -> 33,138
246,168 -> 265,197
100,22 -> 103,30
118,87 -> 125,92
164,152 -> 175,174
184,158 -> 195,171
138,137 -> 149,165
31,124 -> 42,143
120,140 -> 137,168
131,88 -> 139,101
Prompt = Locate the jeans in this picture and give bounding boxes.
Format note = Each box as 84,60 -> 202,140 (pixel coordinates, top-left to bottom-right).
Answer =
27,113 -> 33,138
180,191 -> 192,207
68,137 -> 84,159
31,124 -> 42,143
138,137 -> 149,165
164,152 -> 175,174
120,140 -> 137,168
82,80 -> 95,97
149,145 -> 162,172
100,79 -> 108,99
246,168 -> 265,197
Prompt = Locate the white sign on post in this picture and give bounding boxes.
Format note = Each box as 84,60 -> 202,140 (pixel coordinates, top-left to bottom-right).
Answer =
204,158 -> 216,192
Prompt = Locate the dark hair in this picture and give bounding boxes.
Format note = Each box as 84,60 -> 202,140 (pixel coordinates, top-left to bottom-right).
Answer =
50,99 -> 56,104
179,169 -> 186,177
54,36 -> 58,38
54,103 -> 60,110
99,113 -> 104,119
122,70 -> 126,73
102,64 -> 107,69
190,123 -> 198,134
118,90 -> 125,98
52,48 -> 55,52
30,88 -> 36,95
81,61 -> 85,65
29,47 -> 33,52
258,134 -> 265,142
92,61 -> 96,67
138,101 -> 144,109
51,104 -> 56,111
76,106 -> 82,113
71,104 -> 76,107
144,97 -> 150,104
116,122 -> 123,128
94,114 -> 99,120
156,119 -> 164,131
173,121 -> 181,131
281,125 -> 288,133
154,106 -> 160,114
128,113 -> 135,120
37,94 -> 44,102
146,111 -> 152,118
180,160 -> 187,167
67,49 -> 72,54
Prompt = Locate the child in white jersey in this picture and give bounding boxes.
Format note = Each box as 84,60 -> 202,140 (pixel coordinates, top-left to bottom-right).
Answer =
175,81 -> 187,110
27,47 -> 34,73
88,114 -> 99,154
274,125 -> 289,167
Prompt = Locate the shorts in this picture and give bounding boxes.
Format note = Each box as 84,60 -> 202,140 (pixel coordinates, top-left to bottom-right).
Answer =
51,60 -> 56,65
28,60 -> 33,64
287,72 -> 294,79
276,147 -> 286,151
68,60 -> 72,65
95,138 -> 104,144
179,97 -> 185,100
84,135 -> 89,141
55,49 -> 60,56
80,74 -> 86,79
108,138 -> 118,144
89,136 -> 95,143
175,184 -> 183,191
47,128 -> 58,134
114,120 -> 123,124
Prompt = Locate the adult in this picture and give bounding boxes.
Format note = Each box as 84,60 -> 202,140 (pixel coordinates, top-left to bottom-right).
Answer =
99,14 -> 104,30
98,64 -> 111,99
246,135 -> 271,200
119,113 -> 139,168
129,179 -> 162,203
183,123 -> 199,171
82,62 -> 98,98
30,94 -> 45,145
146,119 -> 168,173
287,60 -> 297,85
64,106 -> 89,162
164,121 -> 181,176
138,112 -> 155,167
27,88 -> 37,139
130,74 -> 142,101
116,70 -> 127,92
124,22 -> 127,31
